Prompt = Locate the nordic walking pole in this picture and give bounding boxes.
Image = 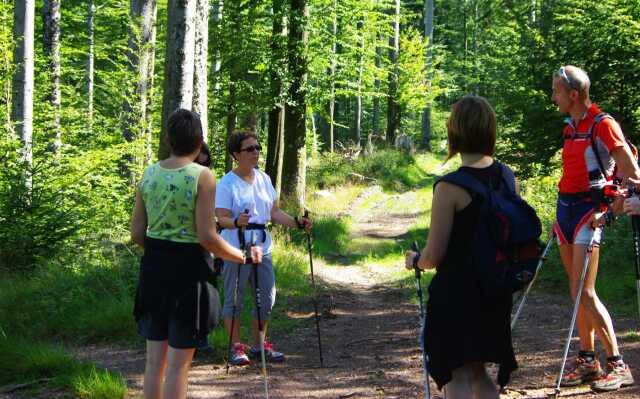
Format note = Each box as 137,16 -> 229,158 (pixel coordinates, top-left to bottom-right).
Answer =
632,215 -> 640,322
303,209 -> 324,368
226,209 -> 249,374
511,231 -> 556,330
412,241 -> 431,399
251,230 -> 269,399
554,228 -> 599,397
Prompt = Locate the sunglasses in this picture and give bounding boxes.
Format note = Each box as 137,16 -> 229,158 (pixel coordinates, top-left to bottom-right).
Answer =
557,66 -> 576,90
239,144 -> 262,153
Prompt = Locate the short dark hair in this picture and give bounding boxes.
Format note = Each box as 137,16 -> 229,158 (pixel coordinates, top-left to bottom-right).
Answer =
166,109 -> 203,156
227,129 -> 258,160
196,142 -> 211,168
446,96 -> 496,160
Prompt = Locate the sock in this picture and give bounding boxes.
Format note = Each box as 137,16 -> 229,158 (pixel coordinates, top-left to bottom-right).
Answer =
579,350 -> 596,362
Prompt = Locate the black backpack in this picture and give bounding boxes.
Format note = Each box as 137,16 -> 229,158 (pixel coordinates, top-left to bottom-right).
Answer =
438,163 -> 543,296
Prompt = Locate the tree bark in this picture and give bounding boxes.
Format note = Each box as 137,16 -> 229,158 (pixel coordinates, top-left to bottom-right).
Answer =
282,0 -> 308,208
421,0 -> 433,151
266,0 -> 286,188
372,34 -> 381,137
43,0 -> 61,154
385,0 -> 400,144
192,0 -> 208,142
123,0 -> 157,175
159,0 -> 197,160
87,0 -> 94,129
328,0 -> 337,153
354,16 -> 364,148
12,0 -> 35,189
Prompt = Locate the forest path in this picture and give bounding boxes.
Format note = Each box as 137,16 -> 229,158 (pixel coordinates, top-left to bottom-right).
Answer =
63,182 -> 640,398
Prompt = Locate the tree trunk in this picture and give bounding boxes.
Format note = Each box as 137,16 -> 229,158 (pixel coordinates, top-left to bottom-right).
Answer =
266,0 -> 286,188
145,8 -> 157,165
192,0 -> 208,142
354,16 -> 364,148
12,0 -> 35,189
159,0 -> 196,160
371,34 -> 382,139
420,0 -> 433,151
43,0 -> 61,154
87,0 -> 94,129
328,0 -> 337,153
210,0 -> 223,140
225,83 -> 236,172
123,0 -> 157,178
385,0 -> 400,144
372,34 -> 381,137
282,0 -> 308,208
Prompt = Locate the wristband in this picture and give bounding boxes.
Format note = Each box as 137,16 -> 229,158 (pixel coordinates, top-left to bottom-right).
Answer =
234,217 -> 239,228
294,216 -> 305,230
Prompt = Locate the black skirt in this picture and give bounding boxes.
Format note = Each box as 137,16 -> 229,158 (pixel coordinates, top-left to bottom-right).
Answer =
133,237 -> 220,340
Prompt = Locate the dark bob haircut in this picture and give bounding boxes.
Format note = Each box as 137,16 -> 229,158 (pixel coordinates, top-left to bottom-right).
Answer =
446,96 -> 496,160
166,109 -> 203,156
196,142 -> 211,168
227,129 -> 258,160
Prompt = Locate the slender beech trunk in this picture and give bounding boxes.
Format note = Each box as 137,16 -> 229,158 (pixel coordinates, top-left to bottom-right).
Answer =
43,0 -> 61,153
385,0 -> 400,144
159,0 -> 196,159
192,0 -> 208,142
372,33 -> 381,137
327,0 -> 337,153
267,0 -> 286,189
282,0 -> 308,208
421,0 -> 433,150
123,0 -> 157,179
12,0 -> 35,190
354,16 -> 364,148
87,0 -> 94,129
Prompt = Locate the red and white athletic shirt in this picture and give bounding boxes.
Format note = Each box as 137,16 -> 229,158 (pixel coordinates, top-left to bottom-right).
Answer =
559,104 -> 627,194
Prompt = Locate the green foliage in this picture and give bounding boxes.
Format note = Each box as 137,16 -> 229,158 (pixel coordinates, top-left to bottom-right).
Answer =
0,251 -> 138,343
308,148 -> 436,191
0,337 -> 126,398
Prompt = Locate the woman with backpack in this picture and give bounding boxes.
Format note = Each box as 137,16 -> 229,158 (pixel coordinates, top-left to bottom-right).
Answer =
405,96 -> 518,399
130,110 -> 262,399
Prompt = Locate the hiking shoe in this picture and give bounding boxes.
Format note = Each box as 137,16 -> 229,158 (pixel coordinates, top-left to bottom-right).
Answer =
560,356 -> 604,387
229,343 -> 251,366
249,342 -> 285,362
591,361 -> 634,392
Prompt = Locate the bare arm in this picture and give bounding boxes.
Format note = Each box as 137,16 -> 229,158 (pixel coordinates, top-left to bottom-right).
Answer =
417,182 -> 469,270
271,202 -> 298,228
130,188 -> 147,248
197,169 -> 247,263
611,146 -> 640,180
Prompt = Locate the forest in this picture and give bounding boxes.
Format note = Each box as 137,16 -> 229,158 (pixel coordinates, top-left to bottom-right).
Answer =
1,0 -> 640,398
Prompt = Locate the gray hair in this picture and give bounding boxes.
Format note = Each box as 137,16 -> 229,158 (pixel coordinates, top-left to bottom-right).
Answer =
554,65 -> 590,98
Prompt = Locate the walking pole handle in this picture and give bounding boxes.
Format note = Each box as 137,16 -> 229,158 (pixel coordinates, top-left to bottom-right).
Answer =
412,241 -> 421,278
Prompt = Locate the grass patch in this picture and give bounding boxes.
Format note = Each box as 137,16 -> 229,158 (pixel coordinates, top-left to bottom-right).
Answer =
0,253 -> 138,343
0,336 -> 126,398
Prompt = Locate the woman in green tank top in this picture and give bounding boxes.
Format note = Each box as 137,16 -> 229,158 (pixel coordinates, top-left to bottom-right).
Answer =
130,110 -> 262,399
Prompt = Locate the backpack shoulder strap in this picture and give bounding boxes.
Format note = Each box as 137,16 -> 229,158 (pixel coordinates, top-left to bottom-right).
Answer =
496,162 -> 517,194
589,112 -> 612,178
435,169 -> 489,200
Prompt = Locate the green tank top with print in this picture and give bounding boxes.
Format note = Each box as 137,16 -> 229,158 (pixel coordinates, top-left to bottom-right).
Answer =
140,162 -> 206,243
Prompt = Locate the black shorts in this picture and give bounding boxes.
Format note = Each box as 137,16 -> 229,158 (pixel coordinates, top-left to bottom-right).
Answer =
137,312 -> 200,349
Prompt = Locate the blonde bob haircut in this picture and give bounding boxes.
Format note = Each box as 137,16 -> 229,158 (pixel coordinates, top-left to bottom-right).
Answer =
446,95 -> 496,161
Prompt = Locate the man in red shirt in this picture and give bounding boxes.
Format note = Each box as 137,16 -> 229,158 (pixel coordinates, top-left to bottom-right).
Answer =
552,65 -> 639,392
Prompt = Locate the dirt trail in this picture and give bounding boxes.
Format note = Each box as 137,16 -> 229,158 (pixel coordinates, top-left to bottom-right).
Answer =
10,185 -> 640,399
